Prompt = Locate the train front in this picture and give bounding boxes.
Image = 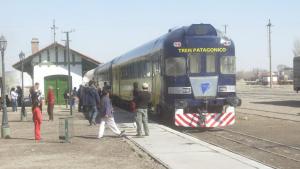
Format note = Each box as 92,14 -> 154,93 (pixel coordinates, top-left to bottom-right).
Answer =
164,24 -> 241,128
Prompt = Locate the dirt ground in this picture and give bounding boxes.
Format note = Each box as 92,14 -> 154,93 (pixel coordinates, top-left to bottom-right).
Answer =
0,106 -> 166,169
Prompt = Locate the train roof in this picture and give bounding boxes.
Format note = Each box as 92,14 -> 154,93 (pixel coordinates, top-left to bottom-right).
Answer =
95,23 -> 230,72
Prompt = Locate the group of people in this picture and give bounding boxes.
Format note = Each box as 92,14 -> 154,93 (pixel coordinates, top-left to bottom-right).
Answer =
28,79 -> 152,142
29,83 -> 55,142
9,86 -> 23,112
78,80 -> 152,138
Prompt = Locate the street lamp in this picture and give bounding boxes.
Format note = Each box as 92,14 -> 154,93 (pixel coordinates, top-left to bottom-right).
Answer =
0,35 -> 10,139
19,51 -> 27,121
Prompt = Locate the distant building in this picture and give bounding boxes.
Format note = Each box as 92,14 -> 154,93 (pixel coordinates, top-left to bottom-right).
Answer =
13,38 -> 100,104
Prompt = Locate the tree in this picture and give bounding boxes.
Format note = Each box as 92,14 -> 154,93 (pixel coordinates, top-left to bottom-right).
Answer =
277,64 -> 288,72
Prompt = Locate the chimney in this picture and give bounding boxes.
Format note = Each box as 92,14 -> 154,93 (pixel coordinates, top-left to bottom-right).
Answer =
31,38 -> 39,54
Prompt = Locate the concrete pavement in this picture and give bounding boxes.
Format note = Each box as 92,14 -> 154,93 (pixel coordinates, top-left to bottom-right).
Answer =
118,120 -> 273,169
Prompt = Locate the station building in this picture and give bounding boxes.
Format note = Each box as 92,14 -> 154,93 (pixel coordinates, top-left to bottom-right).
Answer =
13,38 -> 100,104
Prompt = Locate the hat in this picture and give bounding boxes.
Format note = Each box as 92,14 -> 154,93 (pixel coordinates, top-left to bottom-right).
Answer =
142,83 -> 149,89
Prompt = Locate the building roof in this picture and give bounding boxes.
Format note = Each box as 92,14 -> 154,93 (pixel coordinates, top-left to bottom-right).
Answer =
13,42 -> 100,73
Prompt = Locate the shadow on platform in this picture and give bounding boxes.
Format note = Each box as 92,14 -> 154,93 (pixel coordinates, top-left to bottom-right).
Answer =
252,100 -> 300,108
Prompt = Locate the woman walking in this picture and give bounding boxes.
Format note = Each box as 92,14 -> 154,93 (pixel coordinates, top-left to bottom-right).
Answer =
47,86 -> 55,121
97,90 -> 125,139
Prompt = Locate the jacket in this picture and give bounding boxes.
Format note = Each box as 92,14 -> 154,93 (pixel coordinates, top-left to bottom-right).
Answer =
47,89 -> 55,104
136,90 -> 151,109
85,85 -> 100,106
100,95 -> 113,117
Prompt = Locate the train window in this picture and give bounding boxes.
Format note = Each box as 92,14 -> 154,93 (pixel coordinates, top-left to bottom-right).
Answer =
188,53 -> 201,73
165,57 -> 186,76
221,56 -> 236,74
145,61 -> 152,77
206,54 -> 216,73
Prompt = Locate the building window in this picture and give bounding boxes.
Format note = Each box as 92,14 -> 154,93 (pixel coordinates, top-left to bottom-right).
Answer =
64,49 -> 66,64
47,49 -> 50,62
72,53 -> 75,65
39,53 -> 41,63
55,46 -> 58,64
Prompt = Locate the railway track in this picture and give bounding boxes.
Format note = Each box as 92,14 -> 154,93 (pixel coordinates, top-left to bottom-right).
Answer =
181,128 -> 300,169
236,107 -> 300,122
213,128 -> 300,162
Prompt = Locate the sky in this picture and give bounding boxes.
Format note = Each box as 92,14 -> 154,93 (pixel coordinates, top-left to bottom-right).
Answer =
1,0 -> 300,71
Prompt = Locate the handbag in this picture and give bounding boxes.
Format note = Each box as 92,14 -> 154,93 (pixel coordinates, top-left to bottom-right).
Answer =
129,101 -> 136,112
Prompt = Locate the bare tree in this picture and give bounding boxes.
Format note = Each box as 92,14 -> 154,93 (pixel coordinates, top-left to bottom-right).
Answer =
277,64 -> 288,71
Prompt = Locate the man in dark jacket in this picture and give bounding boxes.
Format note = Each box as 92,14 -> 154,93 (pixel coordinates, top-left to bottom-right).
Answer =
86,80 -> 100,125
135,82 -> 151,136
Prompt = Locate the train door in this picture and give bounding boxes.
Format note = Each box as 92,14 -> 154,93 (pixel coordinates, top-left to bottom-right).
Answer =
151,53 -> 162,114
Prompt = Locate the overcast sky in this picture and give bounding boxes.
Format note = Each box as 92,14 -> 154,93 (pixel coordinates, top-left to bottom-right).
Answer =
1,0 -> 300,71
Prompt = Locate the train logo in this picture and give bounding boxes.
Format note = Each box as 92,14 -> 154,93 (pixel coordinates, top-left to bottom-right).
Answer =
201,82 -> 211,94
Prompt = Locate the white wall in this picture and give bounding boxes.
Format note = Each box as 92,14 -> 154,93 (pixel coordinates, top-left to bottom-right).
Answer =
34,64 -> 82,96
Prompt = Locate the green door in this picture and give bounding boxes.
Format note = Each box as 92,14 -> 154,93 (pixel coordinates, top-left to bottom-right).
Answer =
44,75 -> 71,105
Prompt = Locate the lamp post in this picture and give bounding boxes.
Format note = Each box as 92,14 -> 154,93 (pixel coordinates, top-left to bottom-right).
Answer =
19,51 -> 27,121
0,35 -> 10,138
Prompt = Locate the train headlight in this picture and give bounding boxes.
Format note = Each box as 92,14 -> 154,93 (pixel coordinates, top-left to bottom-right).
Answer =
220,38 -> 231,46
218,85 -> 235,92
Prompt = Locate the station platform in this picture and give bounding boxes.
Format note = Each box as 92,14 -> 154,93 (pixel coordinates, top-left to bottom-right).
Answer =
118,122 -> 273,169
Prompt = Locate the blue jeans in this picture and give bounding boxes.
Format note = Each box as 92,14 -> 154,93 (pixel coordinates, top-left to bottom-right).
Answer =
88,106 -> 98,124
12,99 -> 18,112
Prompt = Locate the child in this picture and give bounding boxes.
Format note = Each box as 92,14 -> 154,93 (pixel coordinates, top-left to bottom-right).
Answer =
33,100 -> 42,142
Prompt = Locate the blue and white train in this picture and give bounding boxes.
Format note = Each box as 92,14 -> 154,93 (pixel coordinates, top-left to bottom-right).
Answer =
94,23 -> 241,128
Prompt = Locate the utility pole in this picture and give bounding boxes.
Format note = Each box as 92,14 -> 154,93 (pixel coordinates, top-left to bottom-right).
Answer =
267,19 -> 273,88
63,30 -> 74,116
51,20 -> 58,43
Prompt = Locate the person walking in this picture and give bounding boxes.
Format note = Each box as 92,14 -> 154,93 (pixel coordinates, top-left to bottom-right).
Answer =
16,86 -> 22,106
47,86 -> 55,121
30,83 -> 42,119
130,82 -> 139,128
10,87 -> 18,112
135,83 -> 151,136
77,85 -> 83,112
86,80 -> 100,125
63,89 -> 69,108
32,99 -> 42,142
97,90 -> 125,139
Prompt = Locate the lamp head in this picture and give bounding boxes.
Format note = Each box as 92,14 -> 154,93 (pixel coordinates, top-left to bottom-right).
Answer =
0,35 -> 7,51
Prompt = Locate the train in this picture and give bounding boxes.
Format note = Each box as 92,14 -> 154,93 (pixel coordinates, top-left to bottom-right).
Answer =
93,23 -> 241,128
293,56 -> 300,92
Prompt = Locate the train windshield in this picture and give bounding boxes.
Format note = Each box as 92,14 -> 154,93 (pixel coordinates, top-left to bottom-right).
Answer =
220,56 -> 236,74
165,57 -> 186,76
206,54 -> 216,73
188,53 -> 201,73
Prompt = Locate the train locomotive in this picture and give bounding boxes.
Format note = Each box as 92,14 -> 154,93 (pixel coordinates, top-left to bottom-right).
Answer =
94,23 -> 241,128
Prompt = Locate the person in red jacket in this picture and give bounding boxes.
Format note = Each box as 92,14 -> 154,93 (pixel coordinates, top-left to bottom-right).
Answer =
47,86 -> 55,121
33,99 -> 42,142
